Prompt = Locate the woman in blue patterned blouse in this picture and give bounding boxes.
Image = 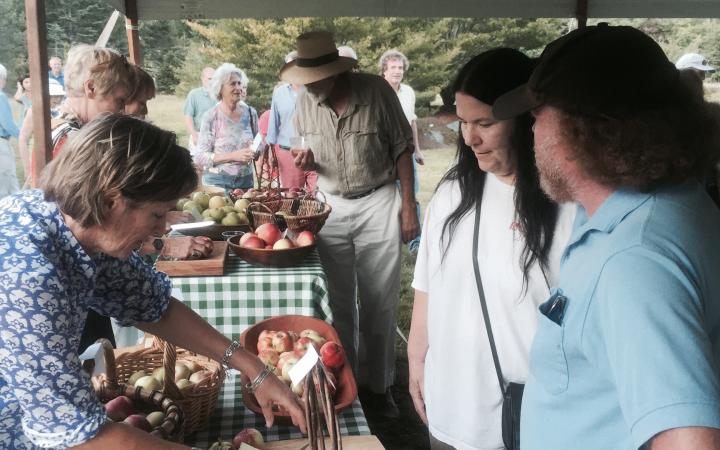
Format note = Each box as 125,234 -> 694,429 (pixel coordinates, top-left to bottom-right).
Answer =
0,114 -> 306,449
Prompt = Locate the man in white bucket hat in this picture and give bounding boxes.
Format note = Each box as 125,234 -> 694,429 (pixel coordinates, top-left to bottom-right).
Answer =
281,31 -> 419,417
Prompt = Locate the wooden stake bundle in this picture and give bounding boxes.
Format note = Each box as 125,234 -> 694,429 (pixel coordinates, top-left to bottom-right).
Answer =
303,365 -> 343,450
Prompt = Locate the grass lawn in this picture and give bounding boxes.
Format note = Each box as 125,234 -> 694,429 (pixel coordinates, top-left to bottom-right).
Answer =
13,93 -> 457,337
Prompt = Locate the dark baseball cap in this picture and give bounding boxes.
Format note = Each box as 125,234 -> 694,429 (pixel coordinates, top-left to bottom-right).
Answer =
493,23 -> 680,120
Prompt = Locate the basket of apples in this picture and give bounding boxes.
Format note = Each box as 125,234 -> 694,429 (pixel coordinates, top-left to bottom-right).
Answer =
92,339 -> 185,442
226,220 -> 317,268
238,315 -> 357,420
112,335 -> 225,435
245,194 -> 331,235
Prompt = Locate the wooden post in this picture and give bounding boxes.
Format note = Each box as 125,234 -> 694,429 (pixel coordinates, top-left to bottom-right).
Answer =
24,0 -> 51,187
576,0 -> 588,28
125,0 -> 141,65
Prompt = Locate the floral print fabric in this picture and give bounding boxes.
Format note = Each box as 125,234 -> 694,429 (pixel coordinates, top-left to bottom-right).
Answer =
0,190 -> 171,449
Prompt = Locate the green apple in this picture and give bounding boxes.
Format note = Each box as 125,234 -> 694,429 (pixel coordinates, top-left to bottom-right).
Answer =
191,192 -> 210,209
176,198 -> 190,211
234,198 -> 251,213
222,205 -> 236,214
208,195 -> 228,210
182,200 -> 200,212
221,212 -> 241,226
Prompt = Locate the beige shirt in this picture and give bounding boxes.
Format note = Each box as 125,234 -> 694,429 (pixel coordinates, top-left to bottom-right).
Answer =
295,72 -> 413,197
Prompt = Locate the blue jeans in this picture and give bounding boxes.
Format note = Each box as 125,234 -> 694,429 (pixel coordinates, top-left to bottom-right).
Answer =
203,171 -> 253,195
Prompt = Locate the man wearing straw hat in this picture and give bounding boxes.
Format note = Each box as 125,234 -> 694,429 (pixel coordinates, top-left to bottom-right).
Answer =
281,31 -> 419,417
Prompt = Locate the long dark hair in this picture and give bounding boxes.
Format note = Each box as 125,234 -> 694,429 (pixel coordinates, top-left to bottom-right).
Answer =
440,48 -> 559,289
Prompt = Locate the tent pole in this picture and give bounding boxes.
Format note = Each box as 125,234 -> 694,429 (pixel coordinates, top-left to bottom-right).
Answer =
576,0 -> 588,28
24,0 -> 52,188
124,0 -> 142,65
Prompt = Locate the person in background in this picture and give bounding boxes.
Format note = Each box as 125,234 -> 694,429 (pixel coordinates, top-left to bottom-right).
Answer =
0,63 -> 20,199
193,63 -> 257,193
493,24 -> 720,450
48,55 -> 64,87
50,43 -> 137,354
183,66 -> 216,150
13,73 -> 31,121
52,44 -> 136,158
285,31 -> 420,417
124,65 -> 155,119
266,50 -> 318,191
380,49 -> 424,254
408,48 -> 574,450
0,114 -> 306,449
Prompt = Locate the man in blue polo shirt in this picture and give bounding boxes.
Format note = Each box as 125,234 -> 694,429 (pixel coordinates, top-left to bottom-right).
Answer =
494,24 -> 720,449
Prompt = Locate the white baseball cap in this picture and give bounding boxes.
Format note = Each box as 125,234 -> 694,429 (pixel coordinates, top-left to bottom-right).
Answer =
675,53 -> 715,72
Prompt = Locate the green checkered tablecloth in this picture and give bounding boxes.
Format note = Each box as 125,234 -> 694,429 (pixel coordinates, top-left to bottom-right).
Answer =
171,250 -> 370,447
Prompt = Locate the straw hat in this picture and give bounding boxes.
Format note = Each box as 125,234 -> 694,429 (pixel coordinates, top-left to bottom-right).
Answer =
279,31 -> 356,85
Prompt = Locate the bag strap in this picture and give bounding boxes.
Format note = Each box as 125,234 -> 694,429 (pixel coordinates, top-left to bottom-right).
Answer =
472,206 -> 506,396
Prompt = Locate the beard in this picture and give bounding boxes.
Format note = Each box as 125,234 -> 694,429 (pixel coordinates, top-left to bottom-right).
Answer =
534,134 -> 575,203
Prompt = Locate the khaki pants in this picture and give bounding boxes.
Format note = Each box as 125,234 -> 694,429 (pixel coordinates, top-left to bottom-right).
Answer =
317,184 -> 401,393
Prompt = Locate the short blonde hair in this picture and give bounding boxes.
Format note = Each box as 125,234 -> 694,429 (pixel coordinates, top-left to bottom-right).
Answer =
379,49 -> 409,74
64,44 -> 136,99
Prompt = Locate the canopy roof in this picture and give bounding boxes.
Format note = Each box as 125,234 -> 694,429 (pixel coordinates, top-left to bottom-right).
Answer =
104,0 -> 720,20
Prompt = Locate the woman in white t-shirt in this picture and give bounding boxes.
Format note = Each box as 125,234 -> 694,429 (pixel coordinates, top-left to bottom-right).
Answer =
408,49 -> 575,450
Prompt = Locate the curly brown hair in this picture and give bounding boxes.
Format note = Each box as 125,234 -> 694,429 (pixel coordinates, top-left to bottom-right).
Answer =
557,77 -> 720,192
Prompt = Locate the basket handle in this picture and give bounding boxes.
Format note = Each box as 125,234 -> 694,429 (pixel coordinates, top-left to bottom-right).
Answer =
246,201 -> 276,231
151,336 -> 182,399
311,190 -> 327,214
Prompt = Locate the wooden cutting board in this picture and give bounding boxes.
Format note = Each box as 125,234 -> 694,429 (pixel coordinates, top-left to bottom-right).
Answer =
260,435 -> 385,449
155,241 -> 228,276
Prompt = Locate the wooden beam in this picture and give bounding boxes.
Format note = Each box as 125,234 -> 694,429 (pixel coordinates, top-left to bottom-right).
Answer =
576,0 -> 588,28
24,0 -> 51,188
124,0 -> 141,65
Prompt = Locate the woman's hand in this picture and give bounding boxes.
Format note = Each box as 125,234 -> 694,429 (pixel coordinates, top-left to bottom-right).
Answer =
230,148 -> 255,164
253,370 -> 308,433
408,355 -> 428,425
160,236 -> 213,259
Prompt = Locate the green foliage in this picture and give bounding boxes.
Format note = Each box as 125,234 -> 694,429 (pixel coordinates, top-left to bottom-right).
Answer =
176,17 -> 566,114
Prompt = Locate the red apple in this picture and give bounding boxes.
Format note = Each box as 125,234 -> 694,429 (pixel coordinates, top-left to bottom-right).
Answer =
257,336 -> 274,353
273,238 -> 294,250
242,236 -> 266,249
232,428 -> 264,448
296,230 -> 316,247
258,349 -> 280,368
239,232 -> 258,246
265,244 -> 273,249
123,414 -> 152,432
255,223 -> 283,246
272,331 -> 293,353
320,341 -> 345,371
293,336 -> 317,358
105,395 -> 134,421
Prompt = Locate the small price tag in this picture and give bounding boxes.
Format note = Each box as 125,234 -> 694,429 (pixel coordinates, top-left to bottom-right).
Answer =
288,345 -> 319,387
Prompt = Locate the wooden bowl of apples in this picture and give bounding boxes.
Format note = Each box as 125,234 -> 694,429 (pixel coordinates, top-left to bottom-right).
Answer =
226,223 -> 317,268
239,315 -> 357,418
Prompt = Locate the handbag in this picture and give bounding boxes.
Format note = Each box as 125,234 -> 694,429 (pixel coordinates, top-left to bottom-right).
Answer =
471,206 -> 522,450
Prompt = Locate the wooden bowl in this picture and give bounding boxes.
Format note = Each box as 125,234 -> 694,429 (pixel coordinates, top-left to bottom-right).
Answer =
226,234 -> 316,267
239,315 -> 357,416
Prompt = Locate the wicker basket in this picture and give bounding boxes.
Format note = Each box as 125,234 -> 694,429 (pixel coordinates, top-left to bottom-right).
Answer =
246,195 -> 331,235
92,339 -> 185,442
112,336 -> 225,435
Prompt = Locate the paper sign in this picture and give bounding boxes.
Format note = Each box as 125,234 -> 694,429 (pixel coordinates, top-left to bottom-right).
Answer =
170,220 -> 214,231
288,344 -> 319,387
78,342 -> 105,376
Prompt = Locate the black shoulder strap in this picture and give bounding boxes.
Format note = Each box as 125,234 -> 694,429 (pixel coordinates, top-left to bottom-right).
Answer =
472,206 -> 506,395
